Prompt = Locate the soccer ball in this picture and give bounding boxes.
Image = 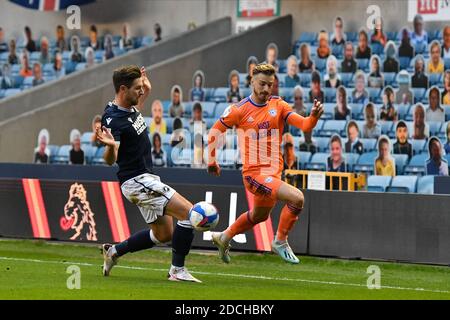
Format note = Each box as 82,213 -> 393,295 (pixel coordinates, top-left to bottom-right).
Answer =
189,201 -> 219,231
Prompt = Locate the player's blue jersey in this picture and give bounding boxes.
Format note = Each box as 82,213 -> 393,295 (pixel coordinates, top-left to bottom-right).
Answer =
101,102 -> 153,184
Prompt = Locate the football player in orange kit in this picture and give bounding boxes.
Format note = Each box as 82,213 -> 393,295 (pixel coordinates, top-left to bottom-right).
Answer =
207,63 -> 324,264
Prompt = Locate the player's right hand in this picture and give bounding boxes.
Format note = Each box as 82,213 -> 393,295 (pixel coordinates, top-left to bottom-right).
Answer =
96,126 -> 116,147
207,162 -> 221,177
310,99 -> 324,119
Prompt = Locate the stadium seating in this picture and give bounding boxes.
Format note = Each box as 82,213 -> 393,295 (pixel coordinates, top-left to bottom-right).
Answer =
387,175 -> 418,193
367,175 -> 392,192
404,153 -> 428,175
417,175 -> 434,194
305,152 -> 328,171
353,151 -> 377,174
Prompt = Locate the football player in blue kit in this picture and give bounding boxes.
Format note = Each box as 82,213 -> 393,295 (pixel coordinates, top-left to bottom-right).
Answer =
96,65 -> 201,282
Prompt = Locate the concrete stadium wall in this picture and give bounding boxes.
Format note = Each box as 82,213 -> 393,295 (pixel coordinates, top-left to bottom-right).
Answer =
0,15 -> 292,163
0,17 -> 232,122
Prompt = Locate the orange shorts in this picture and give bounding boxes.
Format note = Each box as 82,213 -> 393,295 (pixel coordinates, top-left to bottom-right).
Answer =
243,174 -> 283,207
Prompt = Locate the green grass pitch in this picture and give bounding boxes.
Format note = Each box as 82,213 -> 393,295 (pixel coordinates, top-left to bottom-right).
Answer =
0,239 -> 449,300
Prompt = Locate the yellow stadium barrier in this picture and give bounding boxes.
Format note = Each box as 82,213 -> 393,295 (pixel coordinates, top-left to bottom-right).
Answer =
283,170 -> 366,191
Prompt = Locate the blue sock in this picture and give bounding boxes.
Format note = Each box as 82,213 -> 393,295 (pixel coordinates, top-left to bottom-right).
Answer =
171,222 -> 194,267
115,229 -> 155,256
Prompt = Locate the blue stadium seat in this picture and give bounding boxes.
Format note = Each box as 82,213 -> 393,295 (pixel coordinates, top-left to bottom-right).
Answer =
411,139 -> 427,155
360,138 -> 377,152
380,121 -> 393,135
277,73 -> 286,87
367,87 -> 380,102
331,45 -> 343,59
344,153 -> 359,171
367,175 -> 392,192
22,76 -> 34,89
412,88 -> 426,103
278,60 -> 287,73
314,58 -> 327,72
396,104 -> 410,120
392,153 -> 409,175
238,73 -> 247,86
298,32 -> 317,44
312,119 -> 325,136
353,151 -> 377,174
399,57 -> 410,71
29,51 -> 41,63
214,102 -> 230,119
296,151 -> 312,169
91,147 -> 106,165
340,73 -> 354,87
387,175 -> 418,193
404,153 -> 428,175
83,145 -> 97,164
200,102 -> 216,118
356,59 -> 369,72
417,175 -> 434,194
428,121 -> 442,136
383,72 -> 397,87
370,43 -> 384,56
52,145 -> 71,164
0,52 -> 8,63
414,42 -> 427,55
445,59 -> 450,71
322,103 -> 335,120
4,88 -> 21,97
81,132 -> 92,145
305,152 -> 328,171
429,73 -> 442,87
42,63 -> 55,77
319,120 -> 346,137
212,87 -> 228,103
350,103 -> 364,120
324,87 -> 337,103
314,136 -> 330,152
75,63 -> 86,71
278,87 -> 293,102
171,148 -> 192,167
141,36 -> 153,47
47,145 -> 60,163
299,73 -> 312,87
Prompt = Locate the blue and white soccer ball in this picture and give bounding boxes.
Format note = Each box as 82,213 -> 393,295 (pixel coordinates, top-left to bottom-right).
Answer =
189,201 -> 219,231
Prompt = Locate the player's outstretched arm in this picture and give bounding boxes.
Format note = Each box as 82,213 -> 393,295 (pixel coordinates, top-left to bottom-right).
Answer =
96,126 -> 118,166
136,66 -> 152,112
207,121 -> 227,176
286,99 -> 324,132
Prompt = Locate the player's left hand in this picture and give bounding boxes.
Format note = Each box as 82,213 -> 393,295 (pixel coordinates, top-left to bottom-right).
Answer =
310,99 -> 324,119
141,66 -> 152,95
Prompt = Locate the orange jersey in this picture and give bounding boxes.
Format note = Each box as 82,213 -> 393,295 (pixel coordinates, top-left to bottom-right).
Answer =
209,96 -> 318,177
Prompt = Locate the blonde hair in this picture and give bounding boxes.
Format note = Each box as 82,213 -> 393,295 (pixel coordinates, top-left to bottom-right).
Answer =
252,63 -> 276,76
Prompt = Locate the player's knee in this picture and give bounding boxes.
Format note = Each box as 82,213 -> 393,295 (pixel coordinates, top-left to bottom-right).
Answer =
292,191 -> 304,210
153,229 -> 172,243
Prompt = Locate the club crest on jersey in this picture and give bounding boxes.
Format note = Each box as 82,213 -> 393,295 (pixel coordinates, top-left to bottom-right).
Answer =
128,117 -> 133,123
247,116 -> 254,123
265,177 -> 273,183
269,109 -> 277,117
106,118 -> 112,125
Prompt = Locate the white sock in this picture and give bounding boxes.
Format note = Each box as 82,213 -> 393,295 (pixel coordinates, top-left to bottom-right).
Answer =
110,245 -> 118,257
149,229 -> 161,245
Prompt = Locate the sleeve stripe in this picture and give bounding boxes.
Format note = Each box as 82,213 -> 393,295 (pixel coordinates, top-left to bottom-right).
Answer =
284,111 -> 293,121
219,118 -> 232,129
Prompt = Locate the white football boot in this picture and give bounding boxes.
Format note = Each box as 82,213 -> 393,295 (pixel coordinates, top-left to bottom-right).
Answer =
101,243 -> 118,276
211,232 -> 231,263
168,265 -> 202,283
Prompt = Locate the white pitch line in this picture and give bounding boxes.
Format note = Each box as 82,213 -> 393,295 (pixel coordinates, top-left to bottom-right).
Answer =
0,256 -> 449,295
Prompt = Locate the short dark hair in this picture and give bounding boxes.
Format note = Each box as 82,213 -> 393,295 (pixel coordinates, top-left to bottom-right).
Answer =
428,137 -> 441,154
396,120 -> 407,130
90,25 -> 97,33
112,65 -> 141,93
347,120 -> 359,133
252,63 -> 276,77
57,25 -> 63,30
25,26 -> 31,34
330,134 -> 342,146
311,70 -> 321,84
193,102 -> 202,112
173,117 -> 183,130
152,132 -> 161,144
